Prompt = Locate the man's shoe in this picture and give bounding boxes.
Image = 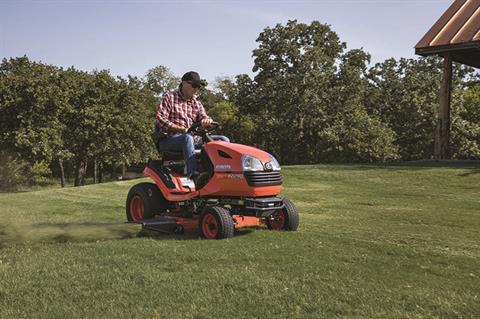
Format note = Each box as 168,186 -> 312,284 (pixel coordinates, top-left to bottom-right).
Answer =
189,171 -> 200,182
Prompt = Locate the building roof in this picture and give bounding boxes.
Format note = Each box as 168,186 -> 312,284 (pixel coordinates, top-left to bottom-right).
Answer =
415,0 -> 480,68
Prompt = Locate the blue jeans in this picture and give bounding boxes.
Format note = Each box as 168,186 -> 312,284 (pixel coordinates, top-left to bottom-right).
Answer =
158,134 -> 197,177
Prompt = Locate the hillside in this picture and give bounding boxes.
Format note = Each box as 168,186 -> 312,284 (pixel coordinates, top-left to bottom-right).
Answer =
1,164 -> 479,318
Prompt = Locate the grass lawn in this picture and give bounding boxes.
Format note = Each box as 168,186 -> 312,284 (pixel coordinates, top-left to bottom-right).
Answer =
0,163 -> 479,318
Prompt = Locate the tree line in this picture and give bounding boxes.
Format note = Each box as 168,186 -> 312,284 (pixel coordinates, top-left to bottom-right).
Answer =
1,20 -> 479,190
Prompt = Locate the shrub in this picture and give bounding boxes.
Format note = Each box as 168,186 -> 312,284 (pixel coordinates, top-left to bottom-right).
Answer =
28,161 -> 52,185
0,151 -> 29,191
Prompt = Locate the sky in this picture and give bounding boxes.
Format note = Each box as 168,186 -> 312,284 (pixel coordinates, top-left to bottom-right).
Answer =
0,0 -> 453,84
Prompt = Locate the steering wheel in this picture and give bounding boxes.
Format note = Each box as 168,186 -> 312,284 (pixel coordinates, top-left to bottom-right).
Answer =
187,121 -> 219,135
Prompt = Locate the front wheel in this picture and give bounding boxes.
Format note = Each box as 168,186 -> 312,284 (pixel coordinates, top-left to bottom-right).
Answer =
199,206 -> 234,239
266,197 -> 299,231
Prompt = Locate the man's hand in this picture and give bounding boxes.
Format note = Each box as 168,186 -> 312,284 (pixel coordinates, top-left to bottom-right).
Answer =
201,117 -> 213,128
170,124 -> 187,134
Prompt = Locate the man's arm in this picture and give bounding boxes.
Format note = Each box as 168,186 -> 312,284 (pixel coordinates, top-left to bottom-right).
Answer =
169,124 -> 188,134
195,101 -> 213,128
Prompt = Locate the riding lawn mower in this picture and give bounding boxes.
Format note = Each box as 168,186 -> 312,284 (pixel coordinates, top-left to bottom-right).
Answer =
125,123 -> 299,239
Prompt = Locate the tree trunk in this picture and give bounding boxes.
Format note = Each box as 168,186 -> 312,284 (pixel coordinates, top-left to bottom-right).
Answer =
111,162 -> 116,180
297,114 -> 305,164
74,159 -> 88,186
98,162 -> 103,183
58,158 -> 65,188
93,159 -> 97,184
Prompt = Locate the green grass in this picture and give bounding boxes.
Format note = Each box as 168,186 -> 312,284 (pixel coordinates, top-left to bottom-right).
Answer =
0,163 -> 479,318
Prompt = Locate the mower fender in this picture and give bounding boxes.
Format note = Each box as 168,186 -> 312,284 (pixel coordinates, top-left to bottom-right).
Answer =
144,166 -> 199,202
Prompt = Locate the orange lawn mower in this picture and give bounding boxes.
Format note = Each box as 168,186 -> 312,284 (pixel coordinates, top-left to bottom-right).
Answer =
125,123 -> 299,239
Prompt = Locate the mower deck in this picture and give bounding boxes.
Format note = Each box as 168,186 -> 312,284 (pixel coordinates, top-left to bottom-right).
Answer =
135,216 -> 184,234
135,214 -> 262,235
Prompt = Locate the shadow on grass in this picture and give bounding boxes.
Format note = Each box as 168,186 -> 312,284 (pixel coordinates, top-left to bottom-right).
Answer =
0,177 -> 122,194
296,160 -> 480,172
137,227 -> 259,241
458,167 -> 480,176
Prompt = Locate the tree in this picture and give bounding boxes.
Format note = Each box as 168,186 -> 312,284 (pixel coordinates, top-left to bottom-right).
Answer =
106,75 -> 157,168
0,57 -> 66,161
0,57 -> 68,185
366,57 -> 478,160
207,100 -> 255,144
250,20 -> 340,162
144,65 -> 179,98
250,20 -> 398,163
450,83 -> 480,159
318,49 -> 399,162
60,70 -> 157,186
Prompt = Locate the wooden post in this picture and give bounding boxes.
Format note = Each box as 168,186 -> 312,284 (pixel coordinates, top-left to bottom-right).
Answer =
435,54 -> 452,160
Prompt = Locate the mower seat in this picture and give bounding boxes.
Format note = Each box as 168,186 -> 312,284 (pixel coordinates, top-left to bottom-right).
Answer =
160,149 -> 202,162
161,150 -> 184,161
157,149 -> 202,176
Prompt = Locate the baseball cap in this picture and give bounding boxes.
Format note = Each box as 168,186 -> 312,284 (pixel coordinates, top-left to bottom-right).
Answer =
181,71 -> 207,88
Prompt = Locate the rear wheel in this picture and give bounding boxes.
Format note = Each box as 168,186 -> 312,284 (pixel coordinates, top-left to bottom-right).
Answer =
199,206 -> 234,239
266,197 -> 299,231
126,182 -> 167,222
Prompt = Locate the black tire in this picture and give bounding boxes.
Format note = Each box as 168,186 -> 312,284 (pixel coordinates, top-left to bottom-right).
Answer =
199,206 -> 234,239
125,182 -> 167,222
266,197 -> 299,231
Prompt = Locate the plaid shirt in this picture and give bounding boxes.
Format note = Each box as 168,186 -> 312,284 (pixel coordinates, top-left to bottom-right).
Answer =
156,90 -> 210,136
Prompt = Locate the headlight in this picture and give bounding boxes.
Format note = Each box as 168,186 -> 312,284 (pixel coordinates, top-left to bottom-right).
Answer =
242,155 -> 263,171
268,155 -> 281,171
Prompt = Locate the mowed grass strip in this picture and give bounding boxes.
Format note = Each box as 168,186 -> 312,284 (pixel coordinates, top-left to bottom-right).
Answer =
0,164 -> 479,318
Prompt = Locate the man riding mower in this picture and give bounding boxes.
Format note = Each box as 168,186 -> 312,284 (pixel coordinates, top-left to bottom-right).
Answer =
125,122 -> 300,239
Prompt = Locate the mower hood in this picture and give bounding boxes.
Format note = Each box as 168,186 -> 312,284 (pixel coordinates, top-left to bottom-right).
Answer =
204,141 -> 280,173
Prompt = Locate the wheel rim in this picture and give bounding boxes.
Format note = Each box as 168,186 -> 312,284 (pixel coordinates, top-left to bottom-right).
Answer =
269,210 -> 286,230
202,213 -> 218,239
130,195 -> 144,221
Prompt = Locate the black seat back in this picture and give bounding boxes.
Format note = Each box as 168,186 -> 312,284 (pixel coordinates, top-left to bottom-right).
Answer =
152,123 -> 163,153
161,151 -> 184,161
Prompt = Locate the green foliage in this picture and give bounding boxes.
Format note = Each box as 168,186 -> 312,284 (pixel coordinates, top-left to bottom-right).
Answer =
207,101 -> 256,144
245,20 -> 399,163
1,22 -> 479,190
111,76 -> 158,164
366,57 -> 478,160
27,161 -> 51,185
144,65 -> 179,98
0,57 -> 158,187
217,23 -> 478,163
0,151 -> 29,191
366,58 -> 441,160
320,105 -> 399,162
0,57 -> 67,164
0,152 -> 52,191
451,84 -> 480,159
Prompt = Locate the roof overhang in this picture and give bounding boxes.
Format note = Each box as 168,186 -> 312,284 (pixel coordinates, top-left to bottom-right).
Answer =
415,0 -> 480,68
415,41 -> 480,68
